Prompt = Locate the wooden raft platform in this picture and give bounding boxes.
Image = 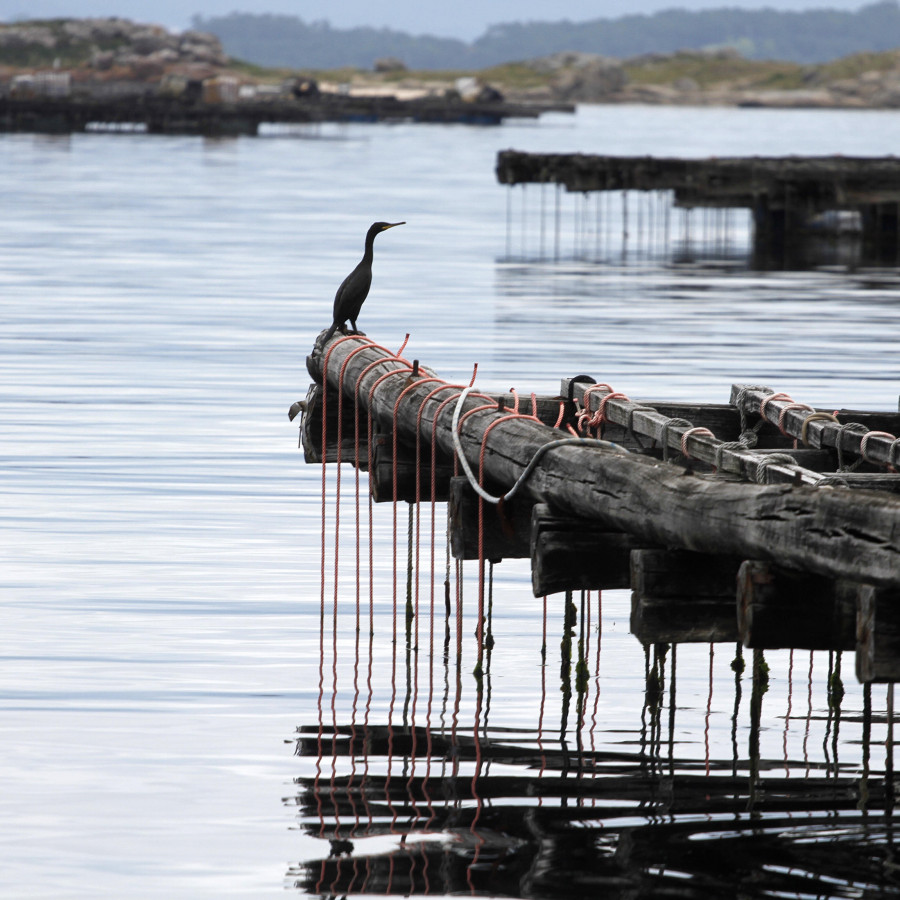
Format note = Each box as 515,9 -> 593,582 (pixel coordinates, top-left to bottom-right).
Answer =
496,150 -> 900,257
0,93 -> 563,135
299,332 -> 900,683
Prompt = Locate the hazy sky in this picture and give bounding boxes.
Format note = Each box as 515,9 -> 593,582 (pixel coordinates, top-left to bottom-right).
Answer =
0,0 -> 879,40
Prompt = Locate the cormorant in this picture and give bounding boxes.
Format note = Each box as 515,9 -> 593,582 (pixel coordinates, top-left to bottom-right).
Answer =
324,221 -> 405,341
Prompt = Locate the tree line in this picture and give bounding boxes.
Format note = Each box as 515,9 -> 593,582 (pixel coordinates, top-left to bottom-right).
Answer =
193,1 -> 900,70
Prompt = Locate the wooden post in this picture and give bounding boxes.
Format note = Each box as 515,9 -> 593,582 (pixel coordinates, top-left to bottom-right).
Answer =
530,503 -> 649,596
629,549 -> 742,644
448,476 -> 532,561
857,585 -> 900,683
298,383 -> 370,466
737,560 -> 856,650
370,432 -> 454,503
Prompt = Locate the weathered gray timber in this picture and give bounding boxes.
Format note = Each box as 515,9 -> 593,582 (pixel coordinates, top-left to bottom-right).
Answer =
737,560 -> 857,651
496,152 -> 900,208
731,384 -> 900,473
449,477 -> 532,561
0,92 -> 563,136
306,334 -> 900,589
531,503 -> 646,595
565,377 -> 824,486
856,586 -> 900,682
496,150 -> 900,262
630,549 -> 742,644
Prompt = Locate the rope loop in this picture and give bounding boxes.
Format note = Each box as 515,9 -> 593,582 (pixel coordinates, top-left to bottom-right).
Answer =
451,385 -> 628,505
595,391 -> 630,427
755,452 -> 799,485
680,426 -> 715,459
714,440 -> 752,472
777,402 -> 814,438
860,430 -> 896,463
733,384 -> 772,433
577,384 -> 614,433
816,474 -> 851,488
800,411 -> 839,447
659,418 -> 693,463
759,391 -> 793,422
836,421 -> 868,471
890,437 -> 900,471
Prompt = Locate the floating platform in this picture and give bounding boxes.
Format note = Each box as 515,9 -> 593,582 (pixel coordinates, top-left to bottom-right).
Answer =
496,150 -> 900,265
299,333 -> 900,683
0,93 -> 567,135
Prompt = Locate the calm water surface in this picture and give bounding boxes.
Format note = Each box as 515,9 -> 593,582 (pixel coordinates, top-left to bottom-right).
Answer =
2,105 -> 900,898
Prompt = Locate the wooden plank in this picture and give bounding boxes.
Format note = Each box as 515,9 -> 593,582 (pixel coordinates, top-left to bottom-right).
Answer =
530,503 -> 649,595
308,337 -> 900,588
630,548 -> 743,644
370,433 -> 454,503
630,592 -> 739,644
816,473 -> 900,492
856,585 -> 900,683
298,383 -> 370,467
448,476 -> 532,561
737,560 -> 856,651
565,378 -> 822,485
731,384 -> 900,473
630,548 -> 743,598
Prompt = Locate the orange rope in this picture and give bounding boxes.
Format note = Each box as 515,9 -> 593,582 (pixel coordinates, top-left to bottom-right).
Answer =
759,390 -> 793,421
680,425 -> 715,459
862,430 -> 897,462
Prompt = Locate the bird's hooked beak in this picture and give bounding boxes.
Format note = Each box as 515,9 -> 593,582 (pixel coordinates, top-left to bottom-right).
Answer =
382,222 -> 405,230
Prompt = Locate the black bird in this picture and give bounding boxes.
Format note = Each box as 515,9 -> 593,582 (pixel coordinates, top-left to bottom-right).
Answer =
324,221 -> 405,341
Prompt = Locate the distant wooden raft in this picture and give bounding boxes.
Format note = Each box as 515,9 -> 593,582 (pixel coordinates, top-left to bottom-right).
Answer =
305,334 -> 900,589
495,150 -> 900,211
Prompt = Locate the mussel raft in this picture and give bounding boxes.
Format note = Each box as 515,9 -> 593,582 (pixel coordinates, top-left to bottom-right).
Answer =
297,332 -> 900,684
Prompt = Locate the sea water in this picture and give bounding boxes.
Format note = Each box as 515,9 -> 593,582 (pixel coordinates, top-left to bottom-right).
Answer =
2,104 -> 900,897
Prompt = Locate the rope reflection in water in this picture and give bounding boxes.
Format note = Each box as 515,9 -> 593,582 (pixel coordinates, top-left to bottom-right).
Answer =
503,182 -> 753,267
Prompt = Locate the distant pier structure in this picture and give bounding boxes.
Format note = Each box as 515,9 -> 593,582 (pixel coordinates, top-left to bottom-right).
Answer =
496,150 -> 900,267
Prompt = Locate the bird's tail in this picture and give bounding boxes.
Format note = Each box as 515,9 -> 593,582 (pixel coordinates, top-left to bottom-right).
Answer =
323,321 -> 338,342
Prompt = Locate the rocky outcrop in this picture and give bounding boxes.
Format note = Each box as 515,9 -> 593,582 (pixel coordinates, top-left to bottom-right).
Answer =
526,52 -> 627,102
0,18 -> 228,76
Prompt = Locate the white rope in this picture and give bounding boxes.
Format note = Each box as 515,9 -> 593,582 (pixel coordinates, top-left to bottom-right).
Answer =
450,385 -> 627,505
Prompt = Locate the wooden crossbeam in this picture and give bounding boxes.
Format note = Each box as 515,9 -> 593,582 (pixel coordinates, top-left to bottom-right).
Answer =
564,378 -> 822,485
731,384 -> 900,473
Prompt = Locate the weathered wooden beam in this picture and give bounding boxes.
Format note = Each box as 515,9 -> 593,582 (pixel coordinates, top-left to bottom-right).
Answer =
856,585 -> 900,683
565,378 -> 822,485
629,549 -> 741,644
370,433 -> 455,503
732,384 -> 900,473
307,335 -> 900,588
448,476 -> 532,561
562,378 -> 794,451
530,503 -> 649,596
496,152 -> 900,212
298,383 -> 370,466
737,560 -> 856,651
816,473 -> 900,492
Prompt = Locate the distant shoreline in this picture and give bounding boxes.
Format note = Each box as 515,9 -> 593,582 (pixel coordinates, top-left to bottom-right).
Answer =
2,17 -> 899,112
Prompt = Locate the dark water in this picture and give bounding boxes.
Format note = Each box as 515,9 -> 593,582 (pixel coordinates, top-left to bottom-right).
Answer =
2,105 -> 900,898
